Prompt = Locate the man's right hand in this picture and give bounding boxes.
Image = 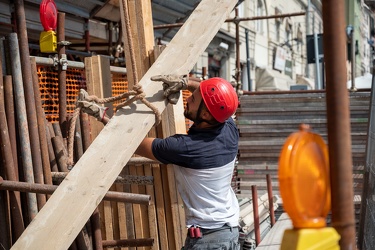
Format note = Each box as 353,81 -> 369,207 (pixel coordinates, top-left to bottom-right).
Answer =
151,74 -> 188,104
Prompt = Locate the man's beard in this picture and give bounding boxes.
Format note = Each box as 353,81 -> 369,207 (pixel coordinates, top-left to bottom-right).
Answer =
184,104 -> 197,123
184,108 -> 194,121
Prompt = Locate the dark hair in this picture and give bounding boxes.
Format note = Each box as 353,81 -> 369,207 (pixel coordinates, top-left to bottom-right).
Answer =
200,101 -> 222,126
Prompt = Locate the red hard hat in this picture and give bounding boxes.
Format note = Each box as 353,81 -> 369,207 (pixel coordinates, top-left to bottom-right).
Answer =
200,77 -> 239,123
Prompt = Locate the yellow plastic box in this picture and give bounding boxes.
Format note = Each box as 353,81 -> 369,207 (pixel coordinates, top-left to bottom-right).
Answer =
281,227 -> 340,250
39,30 -> 57,53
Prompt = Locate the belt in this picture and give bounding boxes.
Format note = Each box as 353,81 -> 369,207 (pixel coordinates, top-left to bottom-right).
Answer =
200,224 -> 233,234
188,224 -> 237,238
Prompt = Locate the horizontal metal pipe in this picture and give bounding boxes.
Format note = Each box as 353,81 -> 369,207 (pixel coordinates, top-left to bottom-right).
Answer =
226,11 -> 306,22
110,65 -> 127,74
51,172 -> 154,185
33,56 -> 84,69
242,89 -> 326,95
154,12 -> 306,30
102,238 -> 154,248
0,177 -> 150,205
32,56 -> 126,74
28,44 -> 125,63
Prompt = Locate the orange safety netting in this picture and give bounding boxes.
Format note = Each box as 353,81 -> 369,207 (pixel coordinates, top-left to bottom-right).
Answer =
37,66 -> 128,122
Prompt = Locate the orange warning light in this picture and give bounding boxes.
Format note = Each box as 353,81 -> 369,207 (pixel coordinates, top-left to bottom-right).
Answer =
278,124 -> 331,229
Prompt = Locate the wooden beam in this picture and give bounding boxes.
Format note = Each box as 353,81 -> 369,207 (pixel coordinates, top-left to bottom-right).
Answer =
11,1 -> 237,249
255,213 -> 293,249
84,55 -> 112,140
119,1 -> 157,248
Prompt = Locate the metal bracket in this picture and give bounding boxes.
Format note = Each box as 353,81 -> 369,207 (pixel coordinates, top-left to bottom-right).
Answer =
50,54 -> 59,67
57,40 -> 72,46
59,54 -> 68,71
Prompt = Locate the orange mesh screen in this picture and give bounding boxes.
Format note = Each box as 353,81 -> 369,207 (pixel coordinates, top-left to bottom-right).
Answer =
111,73 -> 128,110
38,66 -> 87,123
38,66 -> 128,122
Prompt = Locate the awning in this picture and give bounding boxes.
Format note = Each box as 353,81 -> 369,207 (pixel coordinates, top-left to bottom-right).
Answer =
255,67 -> 295,91
347,73 -> 372,89
296,75 -> 315,89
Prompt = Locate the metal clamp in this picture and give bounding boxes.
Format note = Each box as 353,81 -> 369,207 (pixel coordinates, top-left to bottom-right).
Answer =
59,54 -> 68,71
57,40 -> 72,46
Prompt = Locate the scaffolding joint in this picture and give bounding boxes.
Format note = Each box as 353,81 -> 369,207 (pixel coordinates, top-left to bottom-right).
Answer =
59,54 -> 68,71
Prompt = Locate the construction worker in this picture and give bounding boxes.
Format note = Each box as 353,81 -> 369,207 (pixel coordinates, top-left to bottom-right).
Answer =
78,75 -> 240,249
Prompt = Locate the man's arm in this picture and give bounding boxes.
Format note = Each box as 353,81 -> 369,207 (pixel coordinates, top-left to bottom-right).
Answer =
134,137 -> 157,161
187,76 -> 201,93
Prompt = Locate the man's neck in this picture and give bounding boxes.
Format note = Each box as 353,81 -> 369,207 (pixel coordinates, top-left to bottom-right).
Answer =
194,121 -> 221,129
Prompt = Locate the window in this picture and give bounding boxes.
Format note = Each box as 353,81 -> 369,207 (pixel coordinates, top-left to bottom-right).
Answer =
285,18 -> 292,43
256,0 -> 265,34
275,7 -> 282,42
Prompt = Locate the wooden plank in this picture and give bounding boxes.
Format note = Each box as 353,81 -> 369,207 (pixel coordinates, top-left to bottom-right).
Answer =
84,55 -> 115,248
84,55 -> 111,140
11,1 -> 237,249
124,1 -> 155,248
255,213 -> 292,250
143,164 -> 158,250
114,182 -> 127,250
154,42 -> 187,248
130,165 -> 148,249
152,165 -> 168,249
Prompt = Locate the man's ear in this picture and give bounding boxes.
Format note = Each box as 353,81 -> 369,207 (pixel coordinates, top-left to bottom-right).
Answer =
201,109 -> 213,121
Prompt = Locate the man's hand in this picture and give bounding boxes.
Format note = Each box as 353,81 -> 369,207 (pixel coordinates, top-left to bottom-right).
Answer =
151,74 -> 188,104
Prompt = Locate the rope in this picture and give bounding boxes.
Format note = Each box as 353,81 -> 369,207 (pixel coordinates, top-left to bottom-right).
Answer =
66,0 -> 162,168
67,107 -> 81,168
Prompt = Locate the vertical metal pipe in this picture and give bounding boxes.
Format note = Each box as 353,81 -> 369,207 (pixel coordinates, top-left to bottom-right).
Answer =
53,122 -> 64,138
0,37 -> 6,74
4,75 -> 18,179
51,135 -> 69,172
202,67 -> 207,78
266,174 -> 275,227
85,19 -> 91,52
108,22 -> 113,56
8,32 -> 38,220
313,33 -> 321,89
305,0 -> 311,77
0,189 -> 10,249
251,185 -> 260,246
235,8 -> 241,91
57,12 -> 67,139
30,58 -> 53,189
245,28 -> 251,91
322,1 -> 356,249
45,120 -> 59,173
14,0 -> 46,210
0,67 -> 25,240
80,113 -> 92,151
350,29 -> 356,90
91,208 -> 103,250
358,57 -> 375,250
74,115 -> 84,161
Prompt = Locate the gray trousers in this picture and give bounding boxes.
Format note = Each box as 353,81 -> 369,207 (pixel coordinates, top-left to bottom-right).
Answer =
183,226 -> 240,250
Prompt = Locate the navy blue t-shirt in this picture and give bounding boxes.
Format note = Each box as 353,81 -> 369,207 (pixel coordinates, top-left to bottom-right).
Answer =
151,117 -> 239,169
